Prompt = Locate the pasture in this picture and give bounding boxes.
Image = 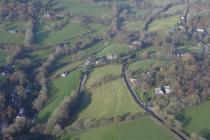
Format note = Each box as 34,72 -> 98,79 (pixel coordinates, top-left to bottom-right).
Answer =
0,49 -> 8,65
149,0 -> 172,6
128,59 -> 168,72
149,16 -> 179,34
38,70 -> 81,122
28,48 -> 54,67
123,20 -> 145,31
60,117 -> 176,140
77,65 -> 141,120
54,41 -> 109,68
35,20 -> 108,46
86,65 -> 122,88
162,4 -> 184,15
56,0 -> 112,17
176,101 -> 210,139
177,44 -> 203,55
0,21 -> 25,45
96,42 -> 129,57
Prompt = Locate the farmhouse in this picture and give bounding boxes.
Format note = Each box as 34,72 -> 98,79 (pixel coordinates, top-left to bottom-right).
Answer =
196,28 -> 205,33
155,86 -> 172,95
106,54 -> 117,61
85,59 -> 95,65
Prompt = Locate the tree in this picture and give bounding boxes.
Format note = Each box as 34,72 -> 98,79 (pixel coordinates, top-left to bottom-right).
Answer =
2,117 -> 31,139
32,87 -> 48,111
16,85 -> 26,98
165,114 -> 174,128
143,92 -> 150,108
45,90 -> 79,134
24,19 -> 34,47
0,92 -> 6,111
174,120 -> 182,131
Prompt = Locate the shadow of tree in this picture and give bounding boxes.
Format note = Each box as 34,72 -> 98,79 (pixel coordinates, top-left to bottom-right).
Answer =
17,132 -> 55,140
199,129 -> 210,139
175,112 -> 192,127
67,90 -> 92,126
35,31 -> 50,44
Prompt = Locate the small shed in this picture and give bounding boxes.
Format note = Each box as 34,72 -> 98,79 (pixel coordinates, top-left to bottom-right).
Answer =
7,29 -> 17,34
60,72 -> 68,77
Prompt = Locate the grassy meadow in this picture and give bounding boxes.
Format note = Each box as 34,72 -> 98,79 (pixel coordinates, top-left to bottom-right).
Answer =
0,21 -> 25,45
60,117 -> 176,140
176,101 -> 210,139
77,65 -> 141,120
38,70 -> 81,122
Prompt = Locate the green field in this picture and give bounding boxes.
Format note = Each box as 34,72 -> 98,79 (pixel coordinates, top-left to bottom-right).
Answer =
96,42 -> 129,57
86,65 -> 122,88
177,44 -> 203,54
28,48 -> 54,67
77,65 -> 141,120
0,49 -> 8,65
56,0 -> 112,17
38,70 -> 81,122
124,20 -> 145,31
176,101 -> 210,139
35,20 -> 107,46
50,60 -> 83,80
136,46 -> 164,57
149,16 -> 179,34
61,117 -> 175,140
0,22 -> 25,45
54,41 -> 109,67
128,59 -> 168,72
135,8 -> 153,20
162,5 -> 184,15
149,0 -> 171,6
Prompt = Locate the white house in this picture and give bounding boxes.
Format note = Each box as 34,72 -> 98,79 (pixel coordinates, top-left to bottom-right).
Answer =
180,16 -> 185,20
196,28 -> 205,33
18,108 -> 25,116
155,86 -> 172,95
85,60 -> 91,65
60,72 -> 68,77
43,12 -> 51,19
130,77 -> 137,83
1,72 -> 6,76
